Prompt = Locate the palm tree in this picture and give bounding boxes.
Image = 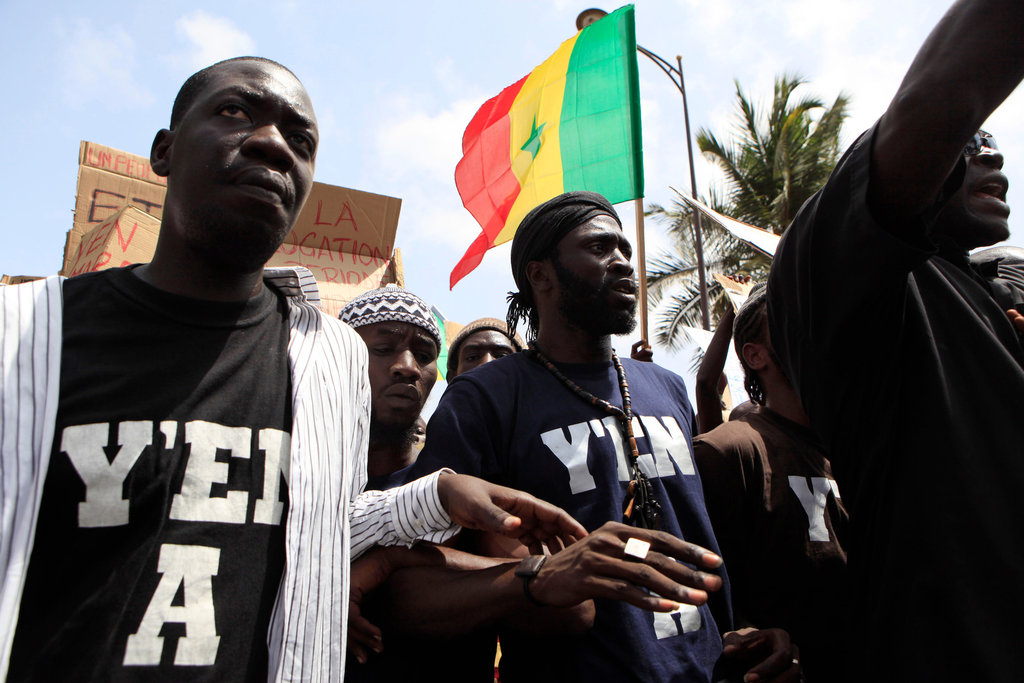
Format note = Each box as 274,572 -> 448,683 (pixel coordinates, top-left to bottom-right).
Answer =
647,73 -> 849,347
698,74 -> 849,233
646,189 -> 771,350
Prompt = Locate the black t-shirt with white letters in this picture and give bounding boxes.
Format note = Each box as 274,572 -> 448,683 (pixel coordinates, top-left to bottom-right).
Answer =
9,266 -> 291,682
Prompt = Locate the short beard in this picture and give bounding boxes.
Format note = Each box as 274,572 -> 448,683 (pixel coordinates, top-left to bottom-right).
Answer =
181,203 -> 292,274
551,256 -> 637,336
369,417 -> 419,450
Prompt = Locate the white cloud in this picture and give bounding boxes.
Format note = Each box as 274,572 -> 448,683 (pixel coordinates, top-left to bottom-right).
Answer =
373,97 -> 483,185
671,0 -> 741,34
58,19 -> 153,109
782,0 -> 871,45
174,11 -> 256,71
400,197 -> 482,251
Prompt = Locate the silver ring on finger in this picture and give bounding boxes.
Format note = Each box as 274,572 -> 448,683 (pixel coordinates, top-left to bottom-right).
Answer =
623,537 -> 651,561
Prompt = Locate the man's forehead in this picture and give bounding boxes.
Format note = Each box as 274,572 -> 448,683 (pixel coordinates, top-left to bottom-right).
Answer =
573,213 -> 623,232
361,321 -> 438,347
206,59 -> 296,86
463,329 -> 514,348
196,61 -> 315,121
561,214 -> 629,245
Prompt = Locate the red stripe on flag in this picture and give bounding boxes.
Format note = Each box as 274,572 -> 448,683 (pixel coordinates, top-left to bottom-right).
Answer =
460,74 -> 528,153
448,231 -> 492,290
451,75 -> 529,289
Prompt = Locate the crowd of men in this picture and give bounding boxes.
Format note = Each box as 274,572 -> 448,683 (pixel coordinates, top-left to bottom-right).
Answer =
1,0 -> 1022,681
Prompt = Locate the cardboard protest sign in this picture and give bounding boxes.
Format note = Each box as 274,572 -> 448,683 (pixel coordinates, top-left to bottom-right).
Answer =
712,273 -> 756,312
63,142 -> 167,274
0,275 -> 43,285
677,193 -> 781,257
64,141 -> 404,315
65,206 -> 161,277
265,184 -> 403,316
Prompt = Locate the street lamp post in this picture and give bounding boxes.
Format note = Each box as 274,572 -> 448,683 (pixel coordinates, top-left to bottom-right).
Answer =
576,9 -> 712,331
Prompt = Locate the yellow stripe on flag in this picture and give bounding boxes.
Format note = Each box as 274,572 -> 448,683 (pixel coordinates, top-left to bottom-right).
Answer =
498,34 -> 579,244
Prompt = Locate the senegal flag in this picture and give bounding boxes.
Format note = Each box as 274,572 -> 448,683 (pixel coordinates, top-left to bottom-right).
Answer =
451,5 -> 643,288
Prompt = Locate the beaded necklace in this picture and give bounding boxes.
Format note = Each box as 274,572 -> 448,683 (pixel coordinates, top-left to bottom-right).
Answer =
527,343 -> 662,529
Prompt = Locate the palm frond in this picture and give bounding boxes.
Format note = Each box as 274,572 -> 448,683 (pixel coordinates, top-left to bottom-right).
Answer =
644,73 -> 849,348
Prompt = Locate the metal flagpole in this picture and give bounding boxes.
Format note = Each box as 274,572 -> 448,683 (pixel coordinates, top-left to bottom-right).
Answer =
675,54 -> 711,330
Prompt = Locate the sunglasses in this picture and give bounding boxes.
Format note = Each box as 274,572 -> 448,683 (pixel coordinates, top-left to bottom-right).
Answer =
964,130 -> 997,157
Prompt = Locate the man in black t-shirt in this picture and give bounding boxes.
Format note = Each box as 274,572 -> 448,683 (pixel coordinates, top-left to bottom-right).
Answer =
767,2 -> 1024,680
694,286 -> 848,681
7,56 -> 326,682
0,57 -> 590,682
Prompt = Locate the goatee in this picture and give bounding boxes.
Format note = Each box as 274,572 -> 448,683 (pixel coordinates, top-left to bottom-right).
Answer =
552,258 -> 637,336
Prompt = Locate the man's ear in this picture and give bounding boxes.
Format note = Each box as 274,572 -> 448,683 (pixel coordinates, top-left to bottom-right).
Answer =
741,341 -> 770,371
150,129 -> 174,178
526,259 -> 555,296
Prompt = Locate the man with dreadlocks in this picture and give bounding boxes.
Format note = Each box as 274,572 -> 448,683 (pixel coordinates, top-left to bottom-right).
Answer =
409,191 -> 800,682
693,285 -> 848,682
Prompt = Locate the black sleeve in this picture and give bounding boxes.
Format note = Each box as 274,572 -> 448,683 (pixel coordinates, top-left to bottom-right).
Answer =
765,124 -> 953,430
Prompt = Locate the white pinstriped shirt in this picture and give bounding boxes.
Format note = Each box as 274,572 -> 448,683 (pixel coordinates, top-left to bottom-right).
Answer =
0,272 -> 458,682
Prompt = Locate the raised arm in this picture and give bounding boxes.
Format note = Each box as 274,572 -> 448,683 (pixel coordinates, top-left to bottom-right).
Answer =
869,0 -> 1024,223
695,306 -> 736,434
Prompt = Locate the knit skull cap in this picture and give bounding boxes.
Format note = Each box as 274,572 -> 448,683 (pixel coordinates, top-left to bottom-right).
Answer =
446,317 -> 524,378
339,284 -> 441,351
506,191 -> 621,338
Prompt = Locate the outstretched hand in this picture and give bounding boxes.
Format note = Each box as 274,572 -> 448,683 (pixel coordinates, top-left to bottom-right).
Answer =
528,521 -> 723,611
436,473 -> 588,553
721,627 -> 801,683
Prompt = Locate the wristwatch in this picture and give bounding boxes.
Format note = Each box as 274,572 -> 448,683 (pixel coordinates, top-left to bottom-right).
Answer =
514,555 -> 548,607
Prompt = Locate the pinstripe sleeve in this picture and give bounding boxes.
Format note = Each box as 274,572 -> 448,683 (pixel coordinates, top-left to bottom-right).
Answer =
284,304 -> 459,562
348,468 -> 458,559
0,277 -> 63,680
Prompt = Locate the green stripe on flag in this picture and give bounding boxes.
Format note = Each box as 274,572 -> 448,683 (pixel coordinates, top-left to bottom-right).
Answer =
433,310 -> 449,380
559,4 -> 643,202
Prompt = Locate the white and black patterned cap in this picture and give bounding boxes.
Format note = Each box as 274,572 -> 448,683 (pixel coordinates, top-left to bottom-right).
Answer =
339,285 -> 441,350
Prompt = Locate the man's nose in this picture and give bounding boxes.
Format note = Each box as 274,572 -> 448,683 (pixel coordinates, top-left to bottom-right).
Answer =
974,145 -> 1005,170
610,248 -> 634,275
242,124 -> 296,171
390,350 -> 419,379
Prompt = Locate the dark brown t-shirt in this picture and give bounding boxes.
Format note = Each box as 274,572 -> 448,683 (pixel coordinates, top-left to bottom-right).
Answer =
694,406 -> 848,682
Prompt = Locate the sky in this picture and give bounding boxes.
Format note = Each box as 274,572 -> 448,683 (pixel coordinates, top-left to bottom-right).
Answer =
3,0 -> 1023,391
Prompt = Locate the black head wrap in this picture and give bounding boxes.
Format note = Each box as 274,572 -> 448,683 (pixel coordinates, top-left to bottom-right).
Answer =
506,191 -> 621,340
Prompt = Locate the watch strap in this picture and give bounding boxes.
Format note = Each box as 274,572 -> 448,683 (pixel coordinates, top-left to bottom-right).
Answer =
515,555 -> 548,607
